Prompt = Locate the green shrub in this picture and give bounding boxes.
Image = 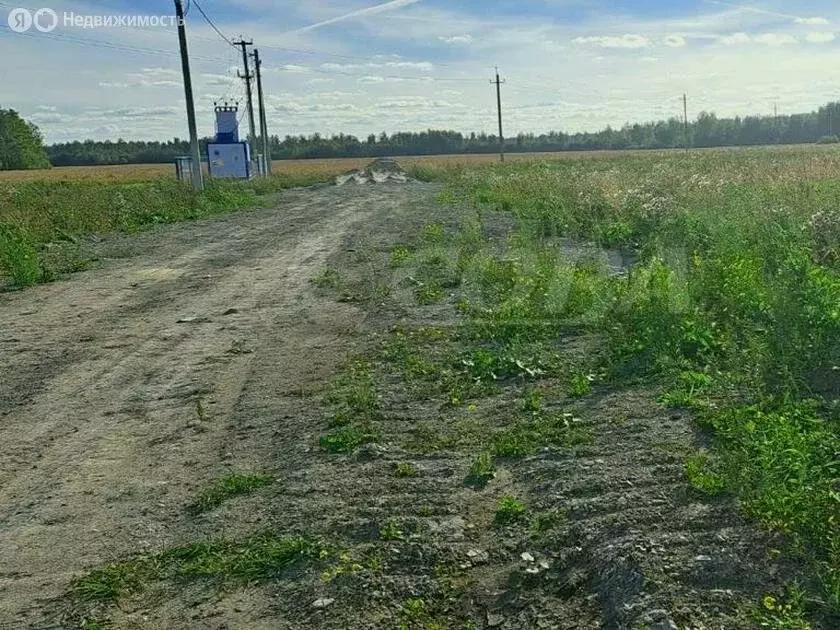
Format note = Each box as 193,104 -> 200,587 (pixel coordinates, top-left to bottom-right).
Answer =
495,496 -> 527,524
0,223 -> 40,286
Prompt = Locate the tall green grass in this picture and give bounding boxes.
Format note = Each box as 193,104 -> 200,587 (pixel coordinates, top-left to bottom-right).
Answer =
0,173 -> 326,288
425,151 -> 840,613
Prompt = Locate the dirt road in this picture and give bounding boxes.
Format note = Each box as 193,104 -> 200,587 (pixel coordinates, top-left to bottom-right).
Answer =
0,182 -> 815,629
0,184 -> 431,627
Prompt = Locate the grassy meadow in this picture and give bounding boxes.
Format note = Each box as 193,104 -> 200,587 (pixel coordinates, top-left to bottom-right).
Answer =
402,148 -> 840,618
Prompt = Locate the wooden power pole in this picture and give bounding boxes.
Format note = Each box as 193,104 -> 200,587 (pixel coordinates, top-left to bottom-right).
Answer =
492,67 -> 505,163
174,0 -> 203,191
234,39 -> 257,164
252,49 -> 271,176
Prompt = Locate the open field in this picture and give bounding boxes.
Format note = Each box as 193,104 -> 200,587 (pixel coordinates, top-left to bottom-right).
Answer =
1,150 -> 839,629
0,158 -> 373,183
1,144 -> 838,183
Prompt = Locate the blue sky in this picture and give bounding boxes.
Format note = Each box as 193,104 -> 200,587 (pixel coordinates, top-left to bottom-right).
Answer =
1,0 -> 838,142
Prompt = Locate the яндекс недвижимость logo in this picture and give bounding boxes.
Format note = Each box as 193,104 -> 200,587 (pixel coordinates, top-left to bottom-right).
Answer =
7,7 -> 58,33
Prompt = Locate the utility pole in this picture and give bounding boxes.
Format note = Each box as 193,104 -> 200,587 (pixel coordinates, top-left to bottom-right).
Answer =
252,49 -> 271,176
234,39 -> 257,165
683,93 -> 689,151
174,0 -> 203,191
492,67 -> 505,163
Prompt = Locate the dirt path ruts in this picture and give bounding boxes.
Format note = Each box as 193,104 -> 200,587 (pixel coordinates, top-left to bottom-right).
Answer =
0,184 -> 431,628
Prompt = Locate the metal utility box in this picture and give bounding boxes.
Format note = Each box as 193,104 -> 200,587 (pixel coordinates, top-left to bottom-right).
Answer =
174,156 -> 193,182
207,142 -> 251,179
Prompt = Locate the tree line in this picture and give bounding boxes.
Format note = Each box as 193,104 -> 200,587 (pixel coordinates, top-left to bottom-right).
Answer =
5,101 -> 840,170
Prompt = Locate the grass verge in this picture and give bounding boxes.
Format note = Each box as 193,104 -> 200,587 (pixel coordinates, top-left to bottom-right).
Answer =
410,152 -> 840,617
187,473 -> 273,514
0,172 -> 329,288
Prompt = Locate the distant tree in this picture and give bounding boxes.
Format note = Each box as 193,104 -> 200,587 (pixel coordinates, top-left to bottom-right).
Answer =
0,108 -> 51,170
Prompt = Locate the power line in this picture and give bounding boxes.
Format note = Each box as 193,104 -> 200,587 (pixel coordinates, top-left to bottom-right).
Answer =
0,23 -> 477,86
0,23 -> 230,63
190,0 -> 235,47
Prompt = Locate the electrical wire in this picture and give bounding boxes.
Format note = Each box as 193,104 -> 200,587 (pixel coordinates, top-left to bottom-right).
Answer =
190,0 -> 235,47
0,22 -> 231,63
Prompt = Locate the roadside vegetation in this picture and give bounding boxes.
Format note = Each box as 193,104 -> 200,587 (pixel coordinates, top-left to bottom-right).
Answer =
187,473 -> 273,515
0,172 -> 332,288
303,149 -> 840,625
407,150 -> 840,618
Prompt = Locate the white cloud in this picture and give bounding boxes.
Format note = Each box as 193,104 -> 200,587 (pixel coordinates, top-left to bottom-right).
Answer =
719,32 -> 798,46
322,61 -> 433,71
439,35 -> 473,45
137,68 -> 179,79
664,35 -> 687,47
286,0 -> 423,35
573,34 -> 651,49
277,64 -> 309,73
796,17 -> 830,26
201,74 -> 235,87
95,107 -> 180,120
754,33 -> 798,45
806,32 -> 836,43
720,32 -> 752,45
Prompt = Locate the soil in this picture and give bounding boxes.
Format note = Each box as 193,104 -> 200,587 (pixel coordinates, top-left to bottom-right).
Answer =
0,182 -> 816,629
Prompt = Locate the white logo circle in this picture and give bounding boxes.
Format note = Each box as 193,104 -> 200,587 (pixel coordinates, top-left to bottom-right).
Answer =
8,8 -> 33,33
33,7 -> 58,32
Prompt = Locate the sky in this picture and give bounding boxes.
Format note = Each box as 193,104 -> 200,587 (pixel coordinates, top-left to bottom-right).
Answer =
0,0 -> 839,143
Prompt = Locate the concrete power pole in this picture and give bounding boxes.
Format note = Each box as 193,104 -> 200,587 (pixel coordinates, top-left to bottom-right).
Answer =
174,0 -> 204,191
492,67 -> 505,163
234,39 -> 258,165
252,49 -> 271,176
683,93 -> 689,151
